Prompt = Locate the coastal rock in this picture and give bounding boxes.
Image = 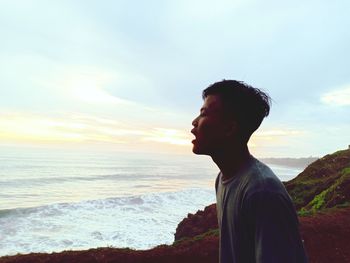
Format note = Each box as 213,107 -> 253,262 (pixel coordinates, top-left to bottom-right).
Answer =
174,204 -> 217,241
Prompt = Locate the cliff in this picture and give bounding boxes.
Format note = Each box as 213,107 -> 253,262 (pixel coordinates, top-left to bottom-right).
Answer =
285,148 -> 350,212
174,204 -> 217,241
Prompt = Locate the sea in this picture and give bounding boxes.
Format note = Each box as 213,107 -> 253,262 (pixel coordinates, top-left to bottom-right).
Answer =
0,148 -> 302,257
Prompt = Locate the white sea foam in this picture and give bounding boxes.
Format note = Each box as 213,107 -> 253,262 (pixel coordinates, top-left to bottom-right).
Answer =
0,188 -> 215,256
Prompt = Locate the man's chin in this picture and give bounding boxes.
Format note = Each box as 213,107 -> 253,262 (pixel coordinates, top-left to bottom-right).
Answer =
192,145 -> 200,154
192,146 -> 208,155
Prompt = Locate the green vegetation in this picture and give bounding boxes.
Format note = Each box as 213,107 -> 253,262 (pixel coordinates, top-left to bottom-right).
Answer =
342,167 -> 350,176
173,229 -> 219,246
309,190 -> 327,211
192,229 -> 219,241
286,148 -> 350,213
297,208 -> 313,217
336,201 -> 350,208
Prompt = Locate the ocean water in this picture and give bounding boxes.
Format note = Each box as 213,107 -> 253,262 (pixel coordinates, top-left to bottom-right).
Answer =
0,149 -> 302,256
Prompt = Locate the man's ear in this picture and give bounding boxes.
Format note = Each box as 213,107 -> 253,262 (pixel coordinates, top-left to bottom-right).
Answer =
225,121 -> 237,137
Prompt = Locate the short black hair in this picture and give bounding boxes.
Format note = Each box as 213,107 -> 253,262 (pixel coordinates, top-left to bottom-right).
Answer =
203,80 -> 271,141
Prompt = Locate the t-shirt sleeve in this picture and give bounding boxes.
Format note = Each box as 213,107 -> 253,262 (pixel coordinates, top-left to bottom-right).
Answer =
245,191 -> 308,263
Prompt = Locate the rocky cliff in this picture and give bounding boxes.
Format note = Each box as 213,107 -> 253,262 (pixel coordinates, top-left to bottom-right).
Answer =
174,204 -> 217,241
285,148 -> 350,212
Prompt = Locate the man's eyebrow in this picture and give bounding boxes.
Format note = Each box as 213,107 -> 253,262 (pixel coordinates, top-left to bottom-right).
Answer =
200,107 -> 207,112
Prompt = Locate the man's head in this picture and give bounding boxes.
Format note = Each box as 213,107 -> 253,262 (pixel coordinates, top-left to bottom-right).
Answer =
191,80 -> 271,155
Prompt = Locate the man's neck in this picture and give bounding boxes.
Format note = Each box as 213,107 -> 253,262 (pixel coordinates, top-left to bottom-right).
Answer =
211,144 -> 251,181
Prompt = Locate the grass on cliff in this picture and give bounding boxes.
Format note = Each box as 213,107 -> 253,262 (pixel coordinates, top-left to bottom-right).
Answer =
173,229 -> 219,246
308,167 -> 350,209
286,148 -> 350,214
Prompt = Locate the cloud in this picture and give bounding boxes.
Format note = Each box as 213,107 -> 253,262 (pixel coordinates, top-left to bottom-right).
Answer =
63,72 -> 125,105
142,128 -> 190,146
0,112 -> 191,149
321,85 -> 350,106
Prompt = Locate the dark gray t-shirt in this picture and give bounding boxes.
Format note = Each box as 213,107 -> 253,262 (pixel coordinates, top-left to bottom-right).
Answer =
216,156 -> 308,263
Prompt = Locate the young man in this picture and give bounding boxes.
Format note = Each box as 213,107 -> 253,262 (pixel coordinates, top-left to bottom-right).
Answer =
191,80 -> 307,263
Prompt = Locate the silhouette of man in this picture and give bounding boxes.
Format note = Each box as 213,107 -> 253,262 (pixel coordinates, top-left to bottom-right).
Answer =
191,80 -> 307,263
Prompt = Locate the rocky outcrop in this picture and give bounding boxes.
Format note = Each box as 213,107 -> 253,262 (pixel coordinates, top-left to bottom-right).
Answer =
174,204 -> 217,241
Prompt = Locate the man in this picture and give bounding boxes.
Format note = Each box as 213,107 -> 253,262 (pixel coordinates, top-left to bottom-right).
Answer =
191,80 -> 307,263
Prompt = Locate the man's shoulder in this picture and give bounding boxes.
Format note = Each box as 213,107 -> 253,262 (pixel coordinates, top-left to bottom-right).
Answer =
242,158 -> 296,218
216,156 -> 290,200
244,157 -> 288,197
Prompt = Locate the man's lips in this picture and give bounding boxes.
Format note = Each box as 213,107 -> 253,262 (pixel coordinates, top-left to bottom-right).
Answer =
191,129 -> 197,144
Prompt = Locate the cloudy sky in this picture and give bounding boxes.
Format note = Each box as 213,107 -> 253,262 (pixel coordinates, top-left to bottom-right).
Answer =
0,0 -> 349,157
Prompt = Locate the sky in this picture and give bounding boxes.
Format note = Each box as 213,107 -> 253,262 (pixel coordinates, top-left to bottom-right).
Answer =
0,0 -> 349,158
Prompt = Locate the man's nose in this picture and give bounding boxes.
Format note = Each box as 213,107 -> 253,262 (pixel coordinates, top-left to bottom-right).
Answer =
192,116 -> 198,127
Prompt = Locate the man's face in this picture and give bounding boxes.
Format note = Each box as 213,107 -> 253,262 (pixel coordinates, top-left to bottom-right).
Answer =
191,95 -> 232,155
